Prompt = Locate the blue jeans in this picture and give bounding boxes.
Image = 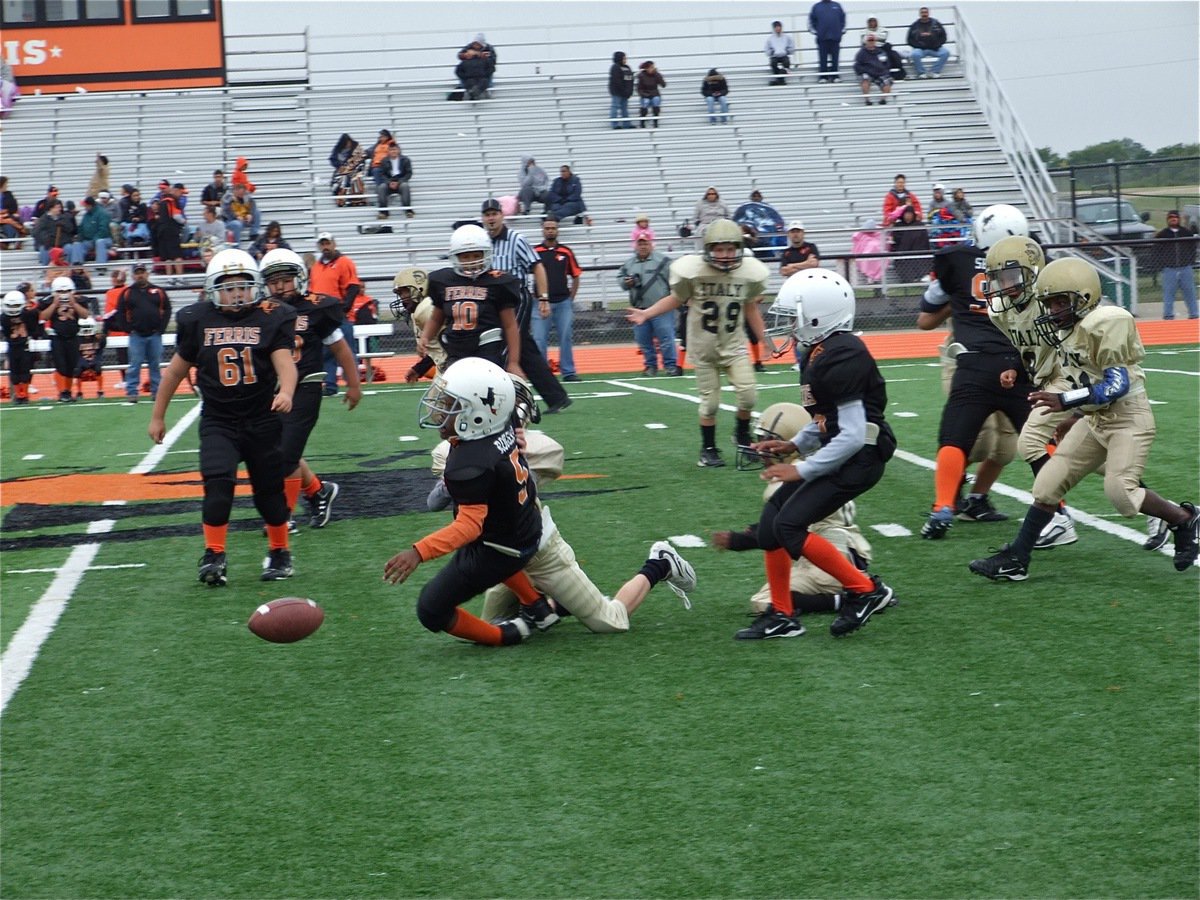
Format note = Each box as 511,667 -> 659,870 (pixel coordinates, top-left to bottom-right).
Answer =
1161,265 -> 1199,318
126,332 -> 163,399
323,319 -> 358,389
609,95 -> 632,128
911,47 -> 949,75
634,309 -> 678,370
816,38 -> 841,75
548,200 -> 586,220
533,299 -> 575,376
705,95 -> 729,123
123,222 -> 150,243
74,237 -> 113,265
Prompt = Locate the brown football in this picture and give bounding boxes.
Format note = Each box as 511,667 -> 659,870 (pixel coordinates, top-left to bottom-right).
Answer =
247,597 -> 324,643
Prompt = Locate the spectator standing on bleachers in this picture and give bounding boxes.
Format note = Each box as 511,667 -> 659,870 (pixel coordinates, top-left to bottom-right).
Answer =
201,170 -> 226,214
764,21 -> 796,86
310,232 -> 361,396
545,165 -> 590,225
250,221 -> 292,261
114,263 -> 171,404
693,187 -> 730,235
890,205 -> 932,282
33,199 -> 77,266
907,6 -> 950,78
481,198 -> 572,413
232,157 -> 256,193
149,193 -> 185,284
619,235 -> 679,377
517,156 -> 549,214
636,61 -> 666,128
87,153 -> 109,199
1155,210 -> 1199,319
102,268 -> 130,389
630,212 -> 655,247
76,196 -> 113,272
222,182 -> 260,245
608,51 -> 635,129
809,0 -> 847,83
120,187 -> 149,244
0,59 -> 18,118
882,173 -> 922,223
374,143 -> 414,220
701,68 -> 730,124
779,221 -> 821,277
854,34 -> 893,105
533,217 -> 583,383
33,185 -> 59,220
194,206 -> 227,252
948,186 -> 973,222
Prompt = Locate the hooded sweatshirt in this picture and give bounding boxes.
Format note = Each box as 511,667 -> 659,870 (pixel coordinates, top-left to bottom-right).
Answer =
609,53 -> 634,98
232,157 -> 256,193
519,157 -> 549,194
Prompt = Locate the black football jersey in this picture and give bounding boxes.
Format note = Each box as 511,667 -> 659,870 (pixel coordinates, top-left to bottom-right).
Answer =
43,299 -> 81,340
799,331 -> 888,443
175,299 -> 297,418
428,267 -> 519,359
1,310 -> 41,348
444,426 -> 541,554
285,291 -> 344,378
925,244 -> 1014,355
78,333 -> 106,365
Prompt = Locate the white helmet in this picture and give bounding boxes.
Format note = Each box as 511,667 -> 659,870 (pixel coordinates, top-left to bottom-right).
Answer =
2,290 -> 26,316
972,204 -> 1029,250
418,357 -> 516,441
775,269 -> 855,348
259,248 -> 308,297
449,224 -> 493,278
204,248 -> 262,311
77,317 -> 100,337
51,275 -> 76,296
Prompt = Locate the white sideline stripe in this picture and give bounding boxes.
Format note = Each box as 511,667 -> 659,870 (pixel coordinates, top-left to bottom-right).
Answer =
1,404 -> 200,716
1144,367 -> 1198,377
6,564 -> 147,575
608,379 -> 1180,559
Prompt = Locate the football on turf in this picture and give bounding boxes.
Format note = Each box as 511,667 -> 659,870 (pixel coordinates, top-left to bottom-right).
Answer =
247,597 -> 324,643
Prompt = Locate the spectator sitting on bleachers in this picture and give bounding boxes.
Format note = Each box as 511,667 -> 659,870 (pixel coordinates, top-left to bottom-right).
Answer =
201,169 -> 226,214
851,218 -> 886,283
860,15 -> 907,80
43,246 -> 71,287
76,196 -> 113,271
854,35 -> 893,105
232,156 -> 256,193
764,21 -> 796,86
861,15 -> 888,44
546,165 -> 590,225
34,199 -> 77,266
630,212 -> 655,247
890,205 -> 932,282
701,68 -> 730,124
518,156 -> 549,215
927,183 -> 951,220
328,134 -> 367,207
193,205 -> 227,251
374,143 -> 414,220
907,6 -> 950,78
693,186 -> 729,235
222,182 -> 261,243
636,61 -> 666,128
0,176 -> 25,248
120,188 -> 150,245
33,185 -> 59,220
368,129 -> 394,178
882,173 -> 922,223
457,34 -> 496,96
250,221 -> 292,261
948,186 -> 973,222
96,190 -> 121,245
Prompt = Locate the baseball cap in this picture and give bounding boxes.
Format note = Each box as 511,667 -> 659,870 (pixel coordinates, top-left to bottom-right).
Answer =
481,198 -> 503,214
1167,209 -> 1180,217
47,185 -> 58,193
316,231 -> 334,243
132,262 -> 148,271
97,190 -> 112,200
635,235 -> 652,242
159,179 -> 170,188
933,183 -> 945,191
83,196 -> 95,206
787,219 -> 805,231
635,212 -> 649,222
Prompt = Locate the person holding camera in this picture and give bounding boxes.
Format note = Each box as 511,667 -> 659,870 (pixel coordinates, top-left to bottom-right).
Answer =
618,235 -> 679,377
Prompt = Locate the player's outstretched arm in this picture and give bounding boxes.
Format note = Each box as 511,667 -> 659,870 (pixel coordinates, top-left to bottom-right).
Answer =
269,347 -> 298,414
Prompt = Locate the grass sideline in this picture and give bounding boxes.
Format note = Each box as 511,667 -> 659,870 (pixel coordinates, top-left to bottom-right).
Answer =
1,345 -> 1197,899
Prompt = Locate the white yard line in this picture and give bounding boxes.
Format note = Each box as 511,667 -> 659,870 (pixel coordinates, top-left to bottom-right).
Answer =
1,402 -> 201,715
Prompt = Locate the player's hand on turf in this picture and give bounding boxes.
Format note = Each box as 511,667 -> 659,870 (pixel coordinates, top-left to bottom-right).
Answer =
762,463 -> 801,483
1000,368 -> 1017,388
271,391 -> 293,414
384,548 -> 422,585
343,384 -> 362,410
1029,390 -> 1064,412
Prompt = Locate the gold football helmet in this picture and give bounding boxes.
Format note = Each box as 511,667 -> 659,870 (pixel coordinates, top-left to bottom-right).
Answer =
1033,258 -> 1103,347
984,235 -> 1044,313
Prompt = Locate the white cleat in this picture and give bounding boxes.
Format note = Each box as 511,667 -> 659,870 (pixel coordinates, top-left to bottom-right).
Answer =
1034,510 -> 1078,549
651,540 -> 696,609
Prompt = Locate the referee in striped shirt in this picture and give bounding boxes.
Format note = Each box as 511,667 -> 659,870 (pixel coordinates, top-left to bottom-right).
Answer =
481,199 -> 571,412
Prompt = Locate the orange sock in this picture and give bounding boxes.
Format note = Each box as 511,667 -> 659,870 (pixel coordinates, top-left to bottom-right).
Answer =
750,342 -> 762,364
934,445 -> 967,511
203,524 -> 228,553
445,608 -> 504,646
303,476 -> 323,499
1044,442 -> 1057,457
16,383 -> 28,399
504,570 -> 542,606
801,533 -> 874,593
284,477 -> 302,512
764,548 -> 795,616
265,522 -> 291,551
678,348 -> 686,368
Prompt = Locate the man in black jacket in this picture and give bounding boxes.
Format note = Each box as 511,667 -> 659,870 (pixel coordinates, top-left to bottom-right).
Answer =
1155,210 -> 1199,319
608,51 -> 635,129
907,7 -> 949,78
114,263 -> 172,404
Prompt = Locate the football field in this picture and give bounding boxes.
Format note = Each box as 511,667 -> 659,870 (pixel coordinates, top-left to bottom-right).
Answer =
2,345 -> 1197,899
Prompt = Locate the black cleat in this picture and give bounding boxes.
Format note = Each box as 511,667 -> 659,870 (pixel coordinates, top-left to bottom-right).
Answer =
1143,516 -> 1170,551
197,549 -> 227,587
1170,502 -> 1200,571
831,577 -> 894,636
921,506 -> 954,539
544,397 -> 573,414
261,548 -> 294,581
968,546 -> 1029,582
307,481 -> 339,529
698,447 -> 726,468
956,494 -> 1009,522
735,610 -> 805,640
518,595 -> 561,632
498,618 -> 532,645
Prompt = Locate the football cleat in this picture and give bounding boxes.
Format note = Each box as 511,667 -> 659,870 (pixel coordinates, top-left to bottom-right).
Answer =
735,610 -> 805,640
956,494 -> 1009,522
262,519 -> 299,536
651,540 -> 696,609
518,595 -> 561,632
830,577 -> 894,636
197,549 -> 227,587
1143,515 -> 1170,552
1034,510 -> 1077,549
698,447 -> 726,468
968,546 -> 1029,582
498,617 -> 532,645
1170,502 -> 1200,572
307,481 -> 339,529
261,548 -> 294,581
920,506 -> 954,539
